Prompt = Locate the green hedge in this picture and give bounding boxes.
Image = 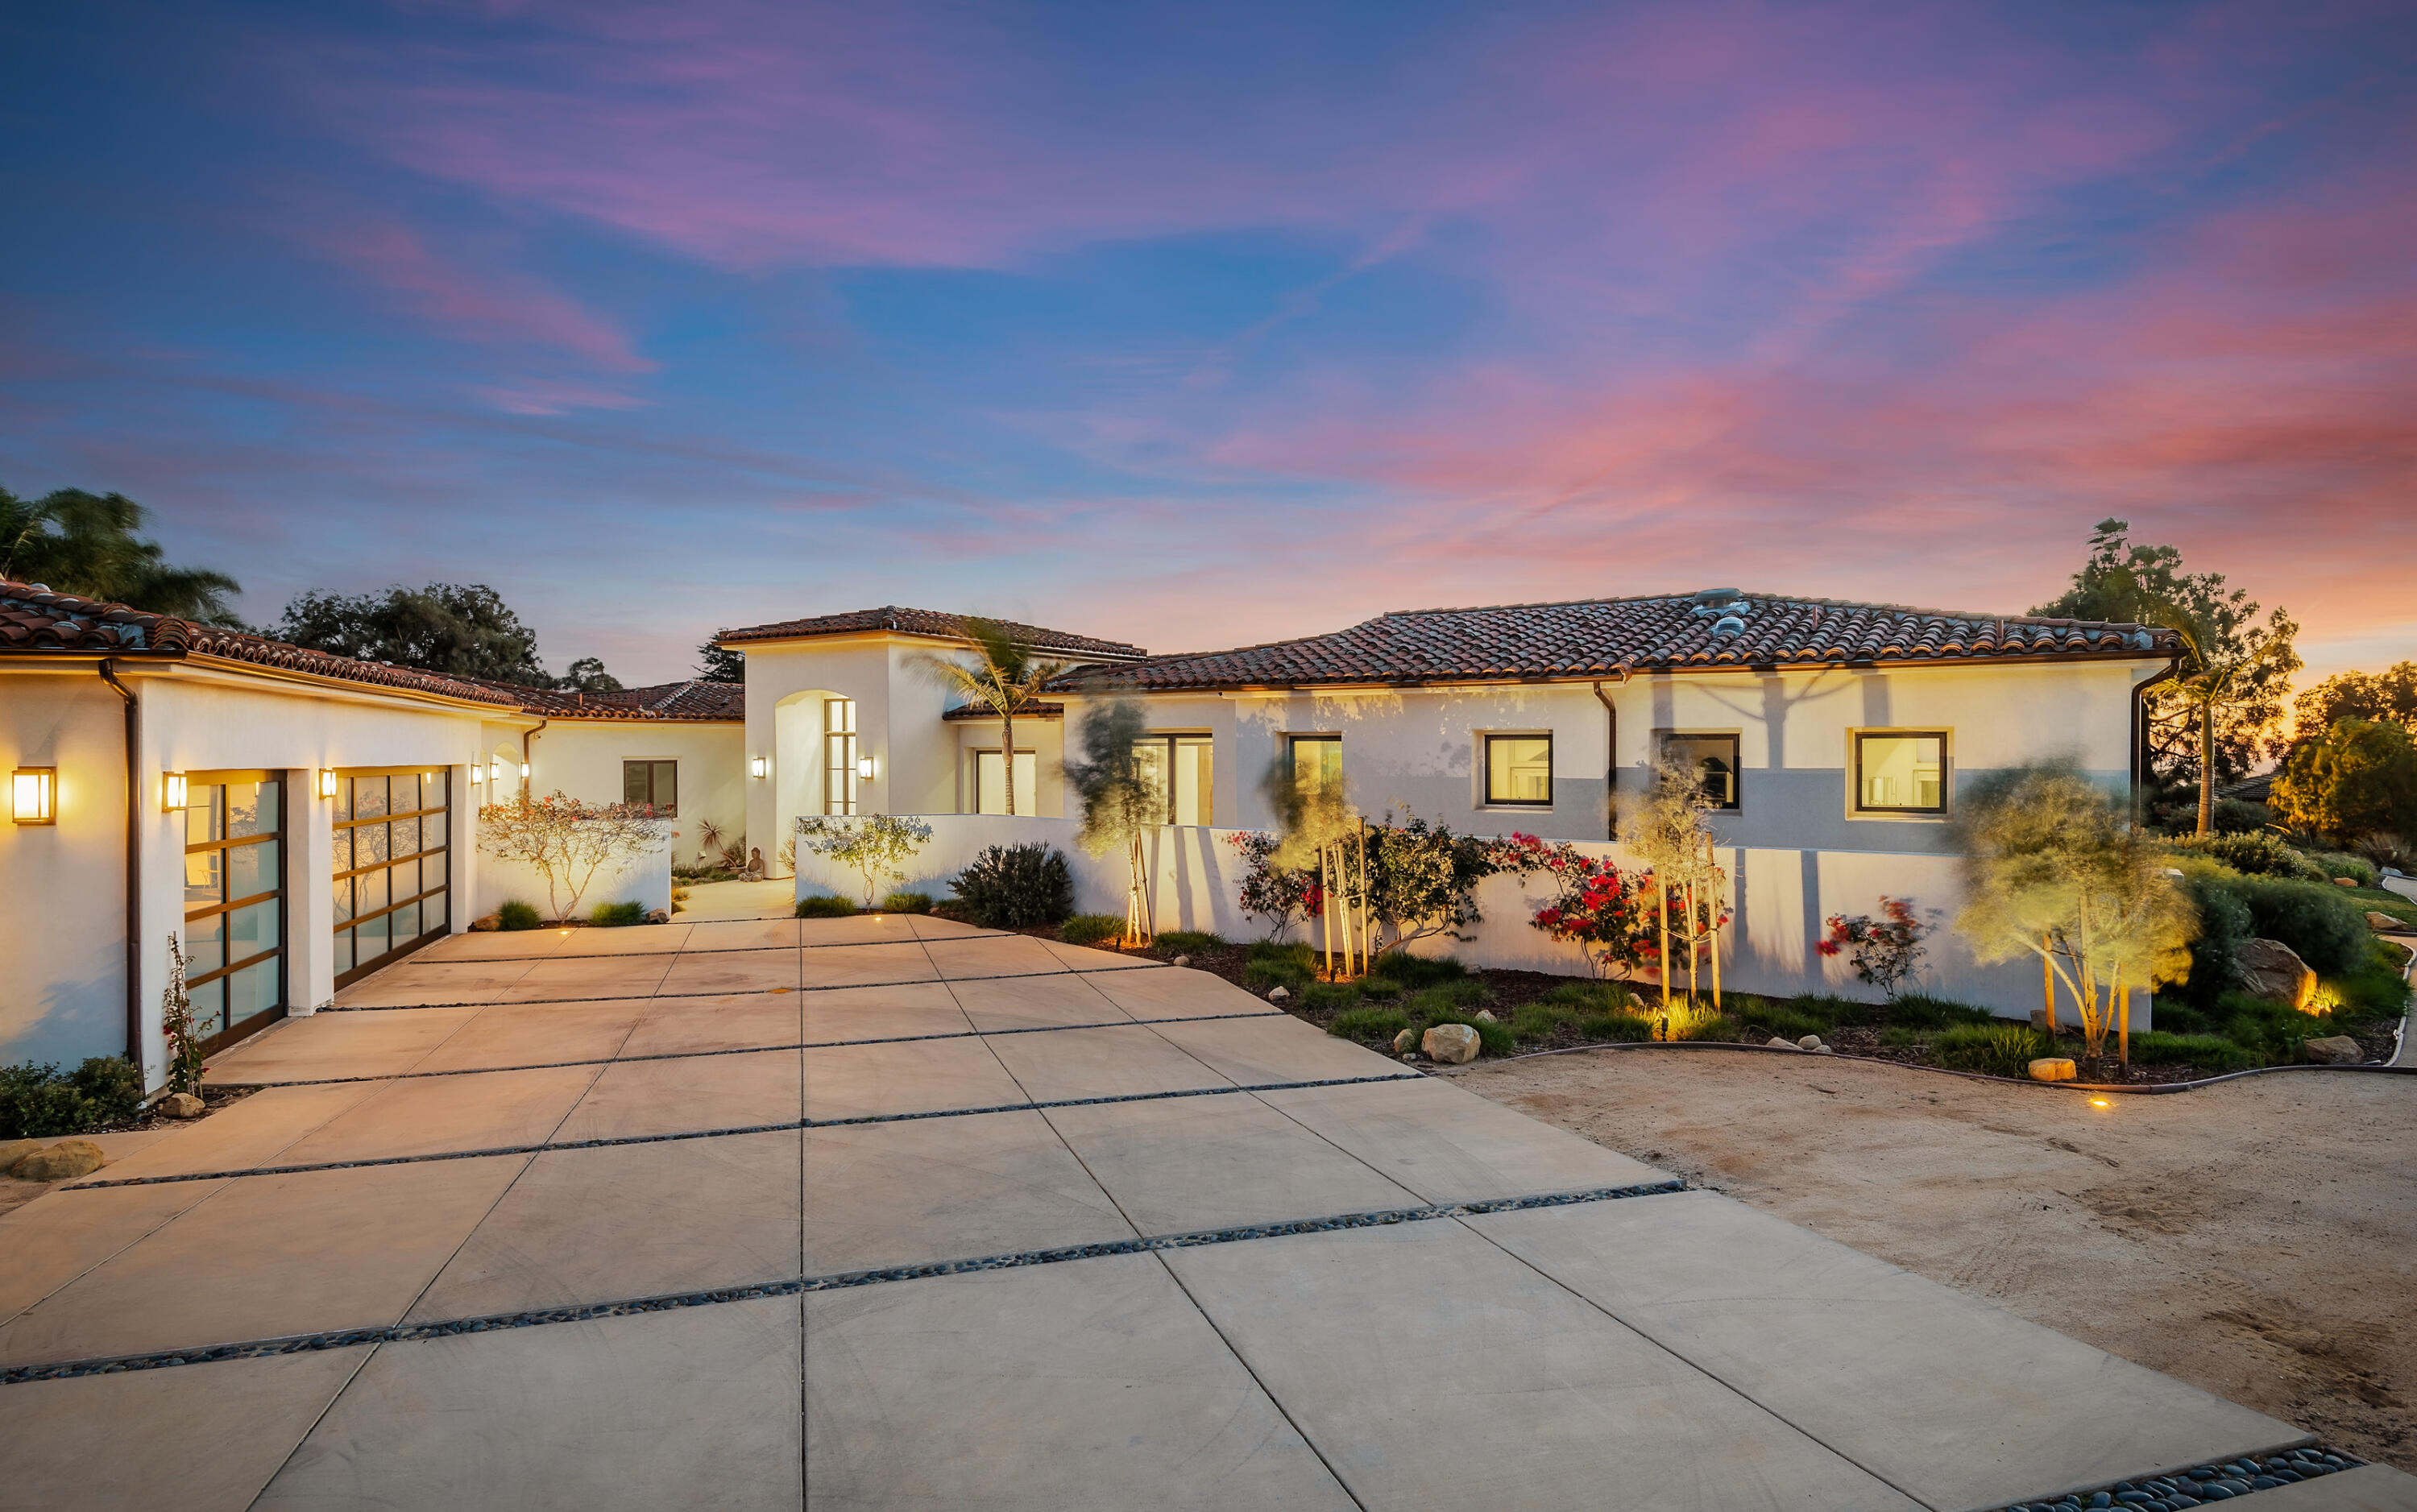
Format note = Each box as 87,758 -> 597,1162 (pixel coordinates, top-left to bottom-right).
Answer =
795,895 -> 856,918
1,1058 -> 144,1140
588,900 -> 645,927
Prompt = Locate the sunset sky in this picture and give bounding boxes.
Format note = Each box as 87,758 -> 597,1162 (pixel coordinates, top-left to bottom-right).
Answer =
1,2 -> 2409,688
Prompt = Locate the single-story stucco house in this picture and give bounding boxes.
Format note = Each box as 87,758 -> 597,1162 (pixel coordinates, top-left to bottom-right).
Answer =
3,578 -> 2178,1089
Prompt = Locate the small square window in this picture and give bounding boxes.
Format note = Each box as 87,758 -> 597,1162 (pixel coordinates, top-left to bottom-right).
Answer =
622,760 -> 678,817
1855,732 -> 1947,814
1289,735 -> 1341,794
1483,735 -> 1553,806
1659,734 -> 1741,810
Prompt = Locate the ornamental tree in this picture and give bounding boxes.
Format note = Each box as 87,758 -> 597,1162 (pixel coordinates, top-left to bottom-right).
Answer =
478,792 -> 666,922
1063,699 -> 1163,943
1951,762 -> 2198,1067
1620,759 -> 1732,1009
1363,813 -> 1506,959
794,814 -> 935,905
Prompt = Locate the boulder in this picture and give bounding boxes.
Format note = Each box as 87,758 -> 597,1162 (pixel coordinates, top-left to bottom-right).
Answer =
644,909 -> 671,925
1392,1028 -> 1419,1056
1171,955 -> 1191,968
0,1138 -> 41,1175
1474,1009 -> 1499,1023
2332,877 -> 2359,888
1267,985 -> 1290,1002
2237,938 -> 2316,1011
1766,1037 -> 1797,1050
2303,1035 -> 2365,1066
1796,1034 -> 1823,1051
11,1139 -> 106,1182
1422,1023 -> 1482,1064
469,913 -> 502,932
155,1092 -> 205,1120
2365,912 -> 2402,932
2028,1058 -> 2079,1083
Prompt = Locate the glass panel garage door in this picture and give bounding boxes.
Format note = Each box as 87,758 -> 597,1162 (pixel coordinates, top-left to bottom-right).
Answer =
334,768 -> 452,986
182,773 -> 286,1050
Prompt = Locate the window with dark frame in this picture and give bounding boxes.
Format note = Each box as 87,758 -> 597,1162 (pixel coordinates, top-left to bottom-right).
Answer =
1658,733 -> 1741,810
1482,734 -> 1553,806
182,773 -> 286,1047
1288,734 -> 1341,795
973,748 -> 1037,814
1133,735 -> 1216,824
1854,731 -> 1948,814
824,698 -> 858,815
622,760 -> 678,816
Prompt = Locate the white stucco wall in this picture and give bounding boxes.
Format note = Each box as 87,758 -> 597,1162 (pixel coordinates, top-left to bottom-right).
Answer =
799,814 -> 2141,1024
514,719 -> 744,870
473,830 -> 671,922
2,661 -> 512,1086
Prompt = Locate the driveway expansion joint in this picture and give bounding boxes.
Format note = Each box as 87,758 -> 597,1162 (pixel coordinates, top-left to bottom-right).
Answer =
1985,1445 -> 2364,1510
66,1072 -> 1432,1189
0,1178 -> 1685,1386
317,960 -> 1171,1012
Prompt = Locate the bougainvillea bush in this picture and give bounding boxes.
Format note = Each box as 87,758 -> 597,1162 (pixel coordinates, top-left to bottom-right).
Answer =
1229,829 -> 1320,938
1819,896 -> 1931,997
1499,833 -> 1656,977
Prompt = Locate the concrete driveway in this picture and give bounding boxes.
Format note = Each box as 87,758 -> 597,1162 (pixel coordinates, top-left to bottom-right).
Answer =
0,909 -> 2392,1510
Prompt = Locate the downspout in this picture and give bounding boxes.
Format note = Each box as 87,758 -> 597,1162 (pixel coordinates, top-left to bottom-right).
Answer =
1591,672 -> 1627,842
98,660 -> 142,1069
520,718 -> 549,798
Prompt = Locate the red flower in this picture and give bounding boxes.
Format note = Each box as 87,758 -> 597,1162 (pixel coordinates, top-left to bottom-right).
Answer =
1816,939 -> 1843,957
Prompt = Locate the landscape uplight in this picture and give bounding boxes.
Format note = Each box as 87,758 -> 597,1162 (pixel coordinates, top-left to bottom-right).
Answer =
11,768 -> 55,824
2088,1097 -> 2112,1108
162,772 -> 189,812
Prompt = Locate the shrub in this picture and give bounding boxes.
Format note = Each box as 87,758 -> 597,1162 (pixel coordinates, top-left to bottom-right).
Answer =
2127,1032 -> 2258,1073
1578,1011 -> 1656,1042
1154,930 -> 1224,954
882,892 -> 933,914
1934,1024 -> 2050,1077
1241,940 -> 1316,993
2232,873 -> 2370,975
588,900 -> 645,927
1059,914 -> 1127,948
795,895 -> 856,918
2170,860 -> 2256,1009
1328,1005 -> 1411,1045
497,900 -> 541,931
2164,831 -> 2328,883
0,1058 -> 144,1139
949,843 -> 1075,929
1818,897 -> 1932,997
2317,940 -> 2414,1021
2308,851 -> 2380,888
1364,954 -> 1470,995
1880,993 -> 1996,1030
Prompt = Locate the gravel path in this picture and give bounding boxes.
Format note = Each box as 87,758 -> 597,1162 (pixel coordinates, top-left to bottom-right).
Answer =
1444,1047 -> 2417,1472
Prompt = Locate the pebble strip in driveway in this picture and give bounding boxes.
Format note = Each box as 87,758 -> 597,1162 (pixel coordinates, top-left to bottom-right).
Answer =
0,912 -> 2407,1511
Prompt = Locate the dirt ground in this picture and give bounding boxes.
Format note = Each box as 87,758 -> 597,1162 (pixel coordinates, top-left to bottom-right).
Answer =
1447,1046 -> 2417,1470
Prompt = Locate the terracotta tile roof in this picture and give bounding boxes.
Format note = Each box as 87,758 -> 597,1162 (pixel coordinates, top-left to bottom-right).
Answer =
1053,590 -> 2180,694
717,605 -> 1146,660
0,578 -> 524,706
940,699 -> 1065,722
495,678 -> 744,722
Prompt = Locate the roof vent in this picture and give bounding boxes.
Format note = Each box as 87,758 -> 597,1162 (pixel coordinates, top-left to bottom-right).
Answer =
1711,614 -> 1747,638
1690,587 -> 1743,606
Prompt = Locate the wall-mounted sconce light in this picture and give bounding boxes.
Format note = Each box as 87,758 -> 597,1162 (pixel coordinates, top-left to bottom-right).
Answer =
518,760 -> 531,780
749,756 -> 768,779
318,768 -> 338,800
11,768 -> 55,824
487,759 -> 503,785
162,772 -> 189,812
856,756 -> 874,781
469,760 -> 483,786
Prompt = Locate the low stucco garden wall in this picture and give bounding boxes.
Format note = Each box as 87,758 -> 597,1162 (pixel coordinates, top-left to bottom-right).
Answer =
475,831 -> 672,922
795,815 -> 2108,1025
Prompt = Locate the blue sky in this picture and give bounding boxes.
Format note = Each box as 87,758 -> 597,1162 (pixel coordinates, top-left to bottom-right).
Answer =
2,0 -> 2411,684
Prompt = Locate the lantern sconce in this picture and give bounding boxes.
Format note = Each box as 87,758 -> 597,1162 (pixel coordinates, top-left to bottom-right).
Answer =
11,768 -> 55,825
749,755 -> 768,780
318,768 -> 339,800
162,772 -> 189,813
518,760 -> 531,780
469,760 -> 483,786
856,755 -> 874,781
487,758 -> 503,785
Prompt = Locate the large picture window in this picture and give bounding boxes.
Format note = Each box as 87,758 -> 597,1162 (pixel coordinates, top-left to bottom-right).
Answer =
334,768 -> 451,985
623,760 -> 678,816
1483,734 -> 1553,806
1855,731 -> 1948,814
182,773 -> 285,1048
1133,735 -> 1215,825
824,698 -> 858,815
1659,733 -> 1741,810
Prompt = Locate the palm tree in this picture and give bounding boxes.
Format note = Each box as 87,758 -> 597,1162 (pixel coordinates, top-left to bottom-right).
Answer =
1,487 -> 243,623
910,617 -> 1069,816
